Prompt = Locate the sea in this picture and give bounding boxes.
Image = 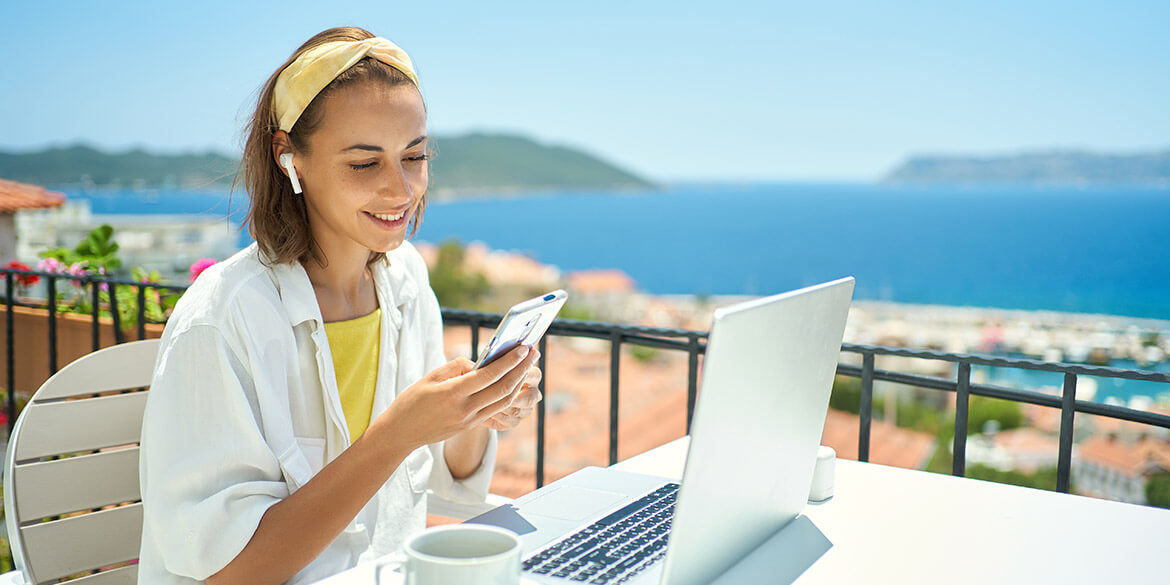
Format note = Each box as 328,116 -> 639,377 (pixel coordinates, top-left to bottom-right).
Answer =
58,182 -> 1170,404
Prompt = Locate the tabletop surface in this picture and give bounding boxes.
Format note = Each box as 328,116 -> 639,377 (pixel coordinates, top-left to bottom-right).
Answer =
314,437 -> 1170,585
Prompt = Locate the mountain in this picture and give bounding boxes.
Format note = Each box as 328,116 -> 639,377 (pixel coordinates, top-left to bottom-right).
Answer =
882,149 -> 1170,186
0,144 -> 238,189
0,133 -> 657,195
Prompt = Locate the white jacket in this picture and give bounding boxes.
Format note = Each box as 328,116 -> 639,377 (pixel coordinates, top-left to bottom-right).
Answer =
138,240 -> 496,584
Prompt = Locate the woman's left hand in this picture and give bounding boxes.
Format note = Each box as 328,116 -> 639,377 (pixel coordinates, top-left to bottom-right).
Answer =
483,361 -> 542,431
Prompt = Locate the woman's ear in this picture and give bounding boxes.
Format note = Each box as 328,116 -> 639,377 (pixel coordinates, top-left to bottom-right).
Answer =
271,131 -> 303,194
271,130 -> 294,177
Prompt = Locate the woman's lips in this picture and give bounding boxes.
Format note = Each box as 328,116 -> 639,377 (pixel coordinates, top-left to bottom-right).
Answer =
364,209 -> 408,229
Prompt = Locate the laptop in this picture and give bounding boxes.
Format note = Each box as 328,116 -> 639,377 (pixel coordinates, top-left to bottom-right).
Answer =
466,277 -> 854,585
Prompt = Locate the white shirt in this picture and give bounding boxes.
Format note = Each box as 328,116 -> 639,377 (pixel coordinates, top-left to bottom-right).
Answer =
138,240 -> 496,584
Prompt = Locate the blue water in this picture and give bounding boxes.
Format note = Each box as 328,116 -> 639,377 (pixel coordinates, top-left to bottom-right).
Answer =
60,182 -> 1170,320
420,183 -> 1170,321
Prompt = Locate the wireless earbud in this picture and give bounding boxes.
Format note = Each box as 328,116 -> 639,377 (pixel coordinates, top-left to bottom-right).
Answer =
279,153 -> 303,194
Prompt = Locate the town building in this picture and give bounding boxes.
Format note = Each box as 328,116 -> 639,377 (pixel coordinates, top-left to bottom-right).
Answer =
0,178 -> 65,265
1073,434 -> 1170,505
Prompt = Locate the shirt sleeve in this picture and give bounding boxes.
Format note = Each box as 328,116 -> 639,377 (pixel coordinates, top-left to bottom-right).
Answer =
408,242 -> 499,504
139,323 -> 287,580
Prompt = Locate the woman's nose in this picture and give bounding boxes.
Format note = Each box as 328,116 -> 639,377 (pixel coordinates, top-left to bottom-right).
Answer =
382,162 -> 414,200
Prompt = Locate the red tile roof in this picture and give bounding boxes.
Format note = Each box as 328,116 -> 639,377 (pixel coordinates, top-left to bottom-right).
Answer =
567,269 -> 636,294
1077,435 -> 1170,477
0,178 -> 65,212
821,408 -> 936,470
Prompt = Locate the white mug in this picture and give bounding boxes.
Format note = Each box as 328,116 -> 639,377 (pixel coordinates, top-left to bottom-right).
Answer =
377,524 -> 522,585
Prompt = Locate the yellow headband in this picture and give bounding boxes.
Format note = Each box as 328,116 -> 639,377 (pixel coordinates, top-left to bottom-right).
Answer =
273,36 -> 419,132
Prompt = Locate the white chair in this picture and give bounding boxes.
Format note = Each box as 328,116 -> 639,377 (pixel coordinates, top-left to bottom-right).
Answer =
2,339 -> 160,585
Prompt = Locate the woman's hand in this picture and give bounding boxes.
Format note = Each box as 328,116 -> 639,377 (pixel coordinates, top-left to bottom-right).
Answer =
373,345 -> 539,451
483,359 -> 542,430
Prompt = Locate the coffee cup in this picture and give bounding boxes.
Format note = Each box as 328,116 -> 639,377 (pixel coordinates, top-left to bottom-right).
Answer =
376,523 -> 522,585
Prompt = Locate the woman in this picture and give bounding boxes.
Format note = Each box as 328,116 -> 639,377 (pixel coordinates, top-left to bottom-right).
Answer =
138,26 -> 541,585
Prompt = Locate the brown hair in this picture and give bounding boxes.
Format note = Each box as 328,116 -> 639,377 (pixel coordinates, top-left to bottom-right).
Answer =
238,26 -> 429,268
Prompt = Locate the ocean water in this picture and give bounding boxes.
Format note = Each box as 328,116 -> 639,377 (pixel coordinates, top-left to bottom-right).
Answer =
420,183 -> 1170,321
62,182 -> 1170,319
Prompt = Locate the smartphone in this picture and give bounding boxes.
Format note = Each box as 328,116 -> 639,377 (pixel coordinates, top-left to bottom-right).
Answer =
474,289 -> 568,369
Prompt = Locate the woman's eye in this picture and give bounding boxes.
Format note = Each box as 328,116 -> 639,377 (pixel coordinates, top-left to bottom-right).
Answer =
405,154 -> 429,162
349,161 -> 377,170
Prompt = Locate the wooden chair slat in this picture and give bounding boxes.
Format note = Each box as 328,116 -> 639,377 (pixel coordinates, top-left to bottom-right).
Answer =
20,504 -> 143,584
13,447 -> 140,522
32,340 -> 159,401
48,563 -> 137,585
13,393 -> 147,461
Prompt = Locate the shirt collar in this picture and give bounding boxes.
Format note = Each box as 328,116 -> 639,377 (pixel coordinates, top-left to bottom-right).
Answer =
263,245 -> 419,328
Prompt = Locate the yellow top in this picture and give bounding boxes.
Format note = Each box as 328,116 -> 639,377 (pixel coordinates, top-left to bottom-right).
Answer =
323,307 -> 381,443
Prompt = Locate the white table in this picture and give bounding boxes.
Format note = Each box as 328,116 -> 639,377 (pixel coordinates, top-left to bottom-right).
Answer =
315,437 -> 1170,584
616,438 -> 1170,584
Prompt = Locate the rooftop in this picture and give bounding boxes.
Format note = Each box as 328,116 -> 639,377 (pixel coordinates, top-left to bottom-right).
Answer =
567,269 -> 636,295
820,408 -> 935,470
0,178 -> 65,212
1078,434 -> 1170,476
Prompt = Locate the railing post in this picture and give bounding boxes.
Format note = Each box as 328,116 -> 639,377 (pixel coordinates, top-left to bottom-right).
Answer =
138,284 -> 148,340
108,282 -> 123,345
858,353 -> 874,463
469,316 -> 480,362
1057,373 -> 1077,493
953,362 -> 971,477
6,272 -> 15,436
609,330 -> 621,466
91,279 -> 101,351
47,277 -> 58,374
536,335 -> 548,489
686,334 -> 699,433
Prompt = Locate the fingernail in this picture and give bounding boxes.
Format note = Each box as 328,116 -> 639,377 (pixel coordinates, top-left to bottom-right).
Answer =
519,346 -> 531,358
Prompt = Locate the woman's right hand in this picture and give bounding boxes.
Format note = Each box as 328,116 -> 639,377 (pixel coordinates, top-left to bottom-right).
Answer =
374,346 -> 539,451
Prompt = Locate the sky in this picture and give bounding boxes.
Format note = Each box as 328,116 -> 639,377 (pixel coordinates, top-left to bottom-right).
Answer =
1,1 -> 1167,183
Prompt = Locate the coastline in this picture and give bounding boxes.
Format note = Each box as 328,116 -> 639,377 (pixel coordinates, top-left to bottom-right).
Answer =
636,293 -> 1170,368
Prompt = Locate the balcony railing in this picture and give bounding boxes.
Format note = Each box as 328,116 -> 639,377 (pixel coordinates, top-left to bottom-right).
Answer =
4,268 -> 1170,497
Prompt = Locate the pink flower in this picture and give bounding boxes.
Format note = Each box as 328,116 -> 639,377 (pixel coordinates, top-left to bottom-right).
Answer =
97,267 -> 109,292
189,258 -> 218,282
36,257 -> 66,274
68,261 -> 89,286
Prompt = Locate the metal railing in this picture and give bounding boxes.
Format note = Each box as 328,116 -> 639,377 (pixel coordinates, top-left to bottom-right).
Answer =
441,312 -> 1170,492
4,267 -> 1170,496
2,268 -> 185,436
839,346 -> 1170,492
440,309 -> 706,487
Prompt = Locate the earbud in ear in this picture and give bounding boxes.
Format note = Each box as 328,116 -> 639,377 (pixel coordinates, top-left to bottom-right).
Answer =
279,153 -> 303,194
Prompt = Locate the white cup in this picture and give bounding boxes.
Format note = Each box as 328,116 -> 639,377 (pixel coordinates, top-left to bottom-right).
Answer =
808,445 -> 836,502
377,524 -> 522,585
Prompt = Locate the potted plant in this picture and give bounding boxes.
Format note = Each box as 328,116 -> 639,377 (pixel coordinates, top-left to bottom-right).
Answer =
1,225 -> 175,397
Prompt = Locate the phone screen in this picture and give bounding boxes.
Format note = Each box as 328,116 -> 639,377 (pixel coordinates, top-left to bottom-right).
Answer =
478,313 -> 542,367
475,290 -> 567,369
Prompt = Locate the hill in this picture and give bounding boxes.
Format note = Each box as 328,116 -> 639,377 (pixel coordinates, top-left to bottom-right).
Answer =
882,149 -> 1170,186
0,133 -> 657,195
0,144 -> 237,190
426,132 -> 654,195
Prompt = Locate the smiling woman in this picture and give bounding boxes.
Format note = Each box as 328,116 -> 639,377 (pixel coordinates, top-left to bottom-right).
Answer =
272,81 -> 429,302
136,26 -> 543,585
242,29 -> 430,273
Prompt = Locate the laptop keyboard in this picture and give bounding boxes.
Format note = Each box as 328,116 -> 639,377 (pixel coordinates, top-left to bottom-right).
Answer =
522,482 -> 679,584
